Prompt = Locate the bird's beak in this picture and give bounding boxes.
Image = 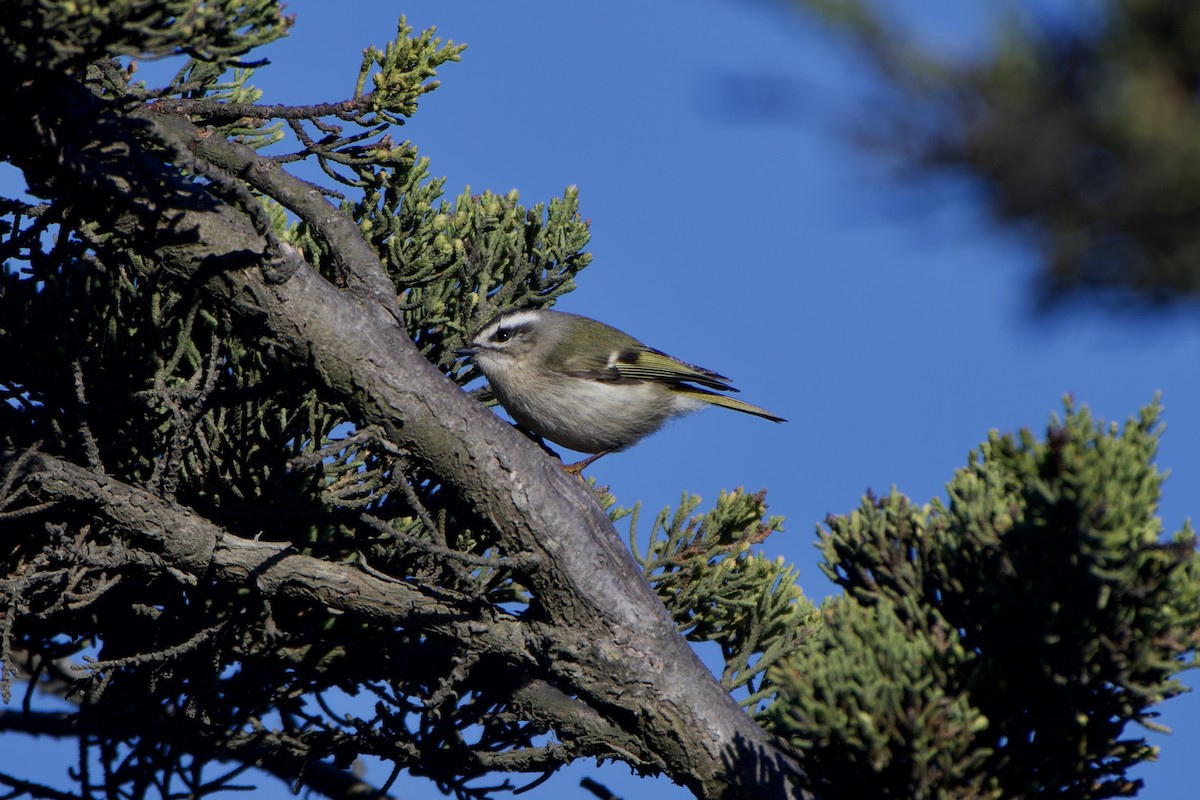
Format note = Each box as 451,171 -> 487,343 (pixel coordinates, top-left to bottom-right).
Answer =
453,346 -> 477,357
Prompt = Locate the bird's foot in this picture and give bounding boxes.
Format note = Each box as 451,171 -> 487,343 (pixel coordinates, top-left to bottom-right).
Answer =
562,450 -> 610,476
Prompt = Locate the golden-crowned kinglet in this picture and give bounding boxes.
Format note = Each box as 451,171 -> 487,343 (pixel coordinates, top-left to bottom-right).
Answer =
455,309 -> 785,469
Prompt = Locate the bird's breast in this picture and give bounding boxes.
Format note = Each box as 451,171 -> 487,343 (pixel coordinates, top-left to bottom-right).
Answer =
490,372 -> 703,454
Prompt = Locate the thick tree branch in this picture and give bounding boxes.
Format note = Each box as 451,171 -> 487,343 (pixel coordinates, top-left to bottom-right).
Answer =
10,450 -> 530,662
6,451 -> 652,788
0,64 -> 807,799
136,105 -> 399,310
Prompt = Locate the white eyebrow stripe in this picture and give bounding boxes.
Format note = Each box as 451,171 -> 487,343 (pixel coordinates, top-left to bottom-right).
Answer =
475,319 -> 501,340
497,309 -> 541,330
471,309 -> 546,346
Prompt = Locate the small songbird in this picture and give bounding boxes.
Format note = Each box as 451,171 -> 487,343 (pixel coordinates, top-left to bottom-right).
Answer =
455,309 -> 785,470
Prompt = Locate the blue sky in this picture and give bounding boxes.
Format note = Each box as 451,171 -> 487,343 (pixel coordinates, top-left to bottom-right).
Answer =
5,1 -> 1199,798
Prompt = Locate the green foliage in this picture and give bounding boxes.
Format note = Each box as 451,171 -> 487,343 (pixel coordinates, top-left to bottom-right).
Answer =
289,159 -> 591,372
0,9 -> 598,794
168,64 -> 284,148
0,209 -> 343,535
356,17 -> 467,126
265,20 -> 589,368
0,0 -> 291,70
768,401 -> 1200,798
0,4 -> 590,561
621,489 -> 817,712
5,3 -> 1199,799
775,594 -> 994,799
395,183 -> 591,367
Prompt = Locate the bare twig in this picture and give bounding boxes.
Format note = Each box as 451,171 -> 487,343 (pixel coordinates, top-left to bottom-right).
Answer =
71,361 -> 104,473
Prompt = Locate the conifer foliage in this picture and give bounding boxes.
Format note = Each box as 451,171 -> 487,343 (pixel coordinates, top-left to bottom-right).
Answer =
769,403 -> 1199,798
0,3 -> 1195,800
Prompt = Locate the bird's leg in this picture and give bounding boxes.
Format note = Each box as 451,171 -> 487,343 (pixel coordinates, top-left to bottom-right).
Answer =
514,423 -> 563,459
562,450 -> 611,476
512,422 -> 608,476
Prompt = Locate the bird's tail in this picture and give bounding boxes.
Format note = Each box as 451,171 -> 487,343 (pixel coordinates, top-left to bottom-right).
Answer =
674,385 -> 786,423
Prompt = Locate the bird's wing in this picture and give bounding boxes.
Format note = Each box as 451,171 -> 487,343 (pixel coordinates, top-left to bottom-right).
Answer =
556,340 -> 736,391
604,346 -> 736,391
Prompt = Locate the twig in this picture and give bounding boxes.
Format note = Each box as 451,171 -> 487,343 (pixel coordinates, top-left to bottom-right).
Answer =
72,361 -> 104,473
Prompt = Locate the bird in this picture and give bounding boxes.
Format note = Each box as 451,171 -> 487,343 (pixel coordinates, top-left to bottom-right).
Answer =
454,309 -> 785,471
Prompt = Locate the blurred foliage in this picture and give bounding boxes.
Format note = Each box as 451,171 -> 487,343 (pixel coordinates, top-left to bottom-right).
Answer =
787,0 -> 1200,308
767,401 -> 1200,798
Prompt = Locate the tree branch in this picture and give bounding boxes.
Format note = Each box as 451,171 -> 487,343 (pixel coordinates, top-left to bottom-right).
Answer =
0,709 -> 398,800
6,450 -> 689,773
10,451 -> 529,658
0,63 -> 807,799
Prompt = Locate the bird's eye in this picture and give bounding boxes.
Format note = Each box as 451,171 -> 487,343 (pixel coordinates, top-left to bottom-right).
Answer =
493,328 -> 512,343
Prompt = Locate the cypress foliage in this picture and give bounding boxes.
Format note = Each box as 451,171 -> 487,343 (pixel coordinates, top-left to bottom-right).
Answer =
767,402 -> 1200,798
